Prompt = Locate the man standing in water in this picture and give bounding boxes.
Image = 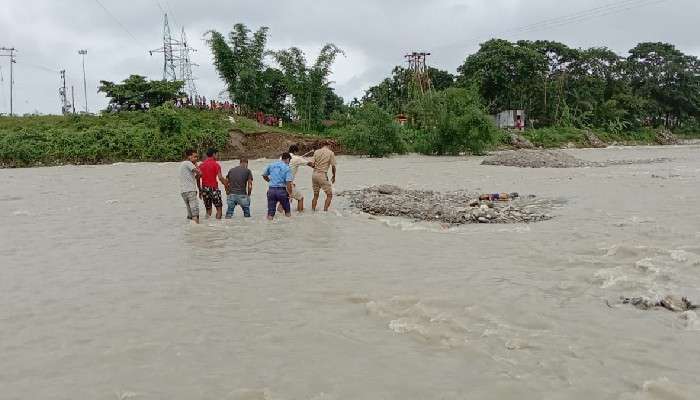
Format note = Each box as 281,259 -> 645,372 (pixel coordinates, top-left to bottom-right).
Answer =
311,142 -> 337,212
288,144 -> 314,212
262,153 -> 294,220
199,148 -> 228,220
179,149 -> 201,224
225,158 -> 253,218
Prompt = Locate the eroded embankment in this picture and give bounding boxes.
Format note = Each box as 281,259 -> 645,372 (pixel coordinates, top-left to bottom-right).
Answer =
221,129 -> 342,160
339,185 -> 558,225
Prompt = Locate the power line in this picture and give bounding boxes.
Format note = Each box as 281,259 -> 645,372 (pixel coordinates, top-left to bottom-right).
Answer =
92,0 -> 142,45
505,0 -> 670,36
435,0 -> 671,52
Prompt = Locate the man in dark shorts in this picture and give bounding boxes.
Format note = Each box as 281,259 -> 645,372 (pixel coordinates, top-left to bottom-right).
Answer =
198,148 -> 228,220
225,158 -> 253,218
262,153 -> 294,221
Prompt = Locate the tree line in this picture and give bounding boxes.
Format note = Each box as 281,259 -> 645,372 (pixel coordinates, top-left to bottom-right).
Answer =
207,23 -> 346,131
364,39 -> 700,133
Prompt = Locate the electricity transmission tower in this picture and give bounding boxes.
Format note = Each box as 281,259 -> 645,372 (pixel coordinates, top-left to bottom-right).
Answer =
179,27 -> 198,99
59,70 -> 73,115
150,13 -> 182,81
0,47 -> 17,116
404,51 -> 432,96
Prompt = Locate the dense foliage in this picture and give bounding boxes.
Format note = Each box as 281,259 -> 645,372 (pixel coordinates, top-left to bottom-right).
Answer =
98,75 -> 185,108
208,23 -> 345,128
454,39 -> 700,130
362,66 -> 455,115
362,40 -> 700,135
407,88 -> 498,155
272,44 -> 345,130
339,103 -> 406,157
0,107 -> 231,167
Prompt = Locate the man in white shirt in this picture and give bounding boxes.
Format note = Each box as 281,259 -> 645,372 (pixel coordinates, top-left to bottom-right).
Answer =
179,149 -> 201,224
287,145 -> 314,212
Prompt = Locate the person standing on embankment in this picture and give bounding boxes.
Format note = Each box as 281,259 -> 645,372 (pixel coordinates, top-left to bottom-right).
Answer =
311,142 -> 337,212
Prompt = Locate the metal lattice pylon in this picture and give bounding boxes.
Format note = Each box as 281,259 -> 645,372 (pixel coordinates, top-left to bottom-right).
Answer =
149,14 -> 182,81
404,51 -> 432,96
179,27 -> 198,98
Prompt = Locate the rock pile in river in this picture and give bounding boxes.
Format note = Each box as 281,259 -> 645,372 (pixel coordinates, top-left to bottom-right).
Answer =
339,185 -> 554,225
482,149 -> 671,169
482,150 -> 591,168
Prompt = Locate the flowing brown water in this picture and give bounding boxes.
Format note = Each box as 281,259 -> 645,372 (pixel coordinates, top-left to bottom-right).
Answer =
2,145 -> 700,399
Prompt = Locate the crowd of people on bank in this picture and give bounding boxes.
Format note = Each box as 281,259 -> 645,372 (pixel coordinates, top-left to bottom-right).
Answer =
178,143 -> 337,223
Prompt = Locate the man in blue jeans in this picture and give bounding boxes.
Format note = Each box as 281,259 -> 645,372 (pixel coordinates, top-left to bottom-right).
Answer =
225,158 -> 253,218
262,153 -> 294,221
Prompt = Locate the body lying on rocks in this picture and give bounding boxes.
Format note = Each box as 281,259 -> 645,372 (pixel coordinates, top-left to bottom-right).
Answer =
610,295 -> 698,312
338,185 -> 556,225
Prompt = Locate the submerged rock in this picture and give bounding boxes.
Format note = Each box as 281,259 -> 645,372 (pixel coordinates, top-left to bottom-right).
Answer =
339,186 -> 556,225
618,295 -> 697,312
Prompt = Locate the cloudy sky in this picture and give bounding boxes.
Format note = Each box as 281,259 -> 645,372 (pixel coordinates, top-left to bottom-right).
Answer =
0,0 -> 697,115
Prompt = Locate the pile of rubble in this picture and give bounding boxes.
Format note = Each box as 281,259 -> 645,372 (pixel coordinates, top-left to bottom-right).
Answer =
482,150 -> 591,168
339,185 -> 555,225
482,150 -> 671,168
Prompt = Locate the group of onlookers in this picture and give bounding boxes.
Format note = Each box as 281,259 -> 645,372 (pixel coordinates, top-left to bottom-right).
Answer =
178,144 -> 337,224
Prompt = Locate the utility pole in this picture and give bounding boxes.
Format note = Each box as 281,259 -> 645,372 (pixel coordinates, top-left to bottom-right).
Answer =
59,70 -> 72,115
78,49 -> 88,113
0,47 -> 16,116
404,51 -> 432,96
71,86 -> 76,114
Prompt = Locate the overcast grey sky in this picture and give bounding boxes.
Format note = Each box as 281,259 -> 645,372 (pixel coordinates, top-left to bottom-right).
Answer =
0,0 -> 697,115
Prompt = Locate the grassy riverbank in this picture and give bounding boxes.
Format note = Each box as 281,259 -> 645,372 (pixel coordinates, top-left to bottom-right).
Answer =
0,109 -> 240,167
1,108 -> 696,168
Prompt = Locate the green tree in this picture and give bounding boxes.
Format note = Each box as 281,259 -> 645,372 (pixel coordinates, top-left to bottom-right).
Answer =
457,39 -> 548,115
408,88 -> 498,155
272,44 -> 344,130
626,42 -> 700,127
98,75 -> 184,109
340,103 -> 406,157
362,66 -> 454,115
208,24 -> 283,114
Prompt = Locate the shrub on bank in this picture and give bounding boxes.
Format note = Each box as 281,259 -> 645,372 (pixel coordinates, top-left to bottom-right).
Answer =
407,88 -> 498,155
0,108 -> 231,167
339,103 -> 407,157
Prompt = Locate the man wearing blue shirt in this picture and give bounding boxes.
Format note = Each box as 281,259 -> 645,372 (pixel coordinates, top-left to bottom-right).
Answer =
262,153 -> 294,220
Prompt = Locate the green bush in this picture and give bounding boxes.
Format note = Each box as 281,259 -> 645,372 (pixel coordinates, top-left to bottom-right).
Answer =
339,103 -> 406,157
0,109 -> 233,167
408,88 -> 498,155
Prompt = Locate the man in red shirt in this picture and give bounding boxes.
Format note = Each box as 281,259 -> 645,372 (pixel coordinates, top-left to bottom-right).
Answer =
198,148 -> 228,219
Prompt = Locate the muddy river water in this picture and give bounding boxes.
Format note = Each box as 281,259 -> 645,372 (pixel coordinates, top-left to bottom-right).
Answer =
1,145 -> 700,399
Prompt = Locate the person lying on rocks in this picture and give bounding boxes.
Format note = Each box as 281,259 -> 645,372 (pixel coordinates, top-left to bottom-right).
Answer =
479,192 -> 520,201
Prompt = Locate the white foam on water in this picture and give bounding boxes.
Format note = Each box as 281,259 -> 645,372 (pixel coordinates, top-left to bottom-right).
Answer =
678,311 -> 700,331
12,210 -> 30,216
619,377 -> 700,400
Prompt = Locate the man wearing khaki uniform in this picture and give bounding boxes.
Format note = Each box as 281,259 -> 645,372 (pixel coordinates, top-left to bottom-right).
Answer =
311,144 -> 337,212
